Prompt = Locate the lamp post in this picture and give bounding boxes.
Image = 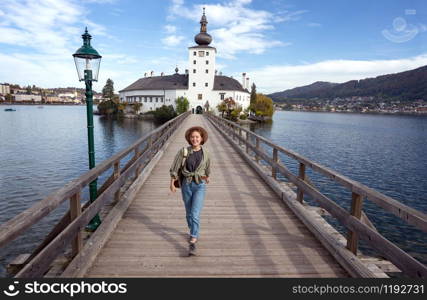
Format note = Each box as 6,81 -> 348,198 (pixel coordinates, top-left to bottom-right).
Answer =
73,28 -> 102,231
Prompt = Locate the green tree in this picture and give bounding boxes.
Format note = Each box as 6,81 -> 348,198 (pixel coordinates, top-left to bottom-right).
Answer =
175,96 -> 189,114
153,105 -> 177,123
102,78 -> 115,101
230,105 -> 242,121
26,85 -> 32,94
5,94 -> 13,102
250,83 -> 257,113
97,100 -> 118,116
223,97 -> 236,119
217,101 -> 227,117
253,94 -> 274,117
132,102 -> 142,114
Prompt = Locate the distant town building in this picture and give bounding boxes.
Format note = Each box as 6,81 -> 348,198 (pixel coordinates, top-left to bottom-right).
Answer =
46,96 -> 60,103
14,94 -> 42,102
119,9 -> 250,114
12,89 -> 27,94
0,84 -> 10,95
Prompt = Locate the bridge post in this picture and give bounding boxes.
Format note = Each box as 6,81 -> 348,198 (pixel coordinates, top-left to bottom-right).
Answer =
296,163 -> 305,203
113,162 -> 120,203
239,128 -> 242,146
255,138 -> 260,163
272,148 -> 278,179
134,148 -> 141,178
347,192 -> 363,255
246,131 -> 249,154
148,136 -> 153,159
69,192 -> 82,257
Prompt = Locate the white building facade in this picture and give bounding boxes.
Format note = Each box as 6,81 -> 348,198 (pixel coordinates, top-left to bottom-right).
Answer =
0,84 -> 10,95
13,94 -> 42,102
119,10 -> 250,115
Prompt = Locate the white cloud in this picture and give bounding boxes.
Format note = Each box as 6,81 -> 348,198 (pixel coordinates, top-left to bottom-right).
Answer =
102,54 -> 139,65
168,0 -> 296,59
0,0 -> 117,90
83,0 -> 116,3
249,53 -> 427,94
165,25 -> 177,33
307,22 -> 322,27
162,35 -> 185,47
275,10 -> 308,22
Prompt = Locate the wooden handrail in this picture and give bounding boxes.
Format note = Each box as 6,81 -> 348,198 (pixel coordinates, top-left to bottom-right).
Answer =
206,113 -> 427,233
13,112 -> 188,278
15,123 -> 175,277
0,112 -> 190,250
206,112 -> 427,278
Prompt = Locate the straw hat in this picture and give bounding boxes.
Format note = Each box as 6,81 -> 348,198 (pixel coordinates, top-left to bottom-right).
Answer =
185,126 -> 208,145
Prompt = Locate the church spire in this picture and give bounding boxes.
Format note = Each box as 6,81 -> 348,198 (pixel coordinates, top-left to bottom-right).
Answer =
200,7 -> 207,33
194,7 -> 212,46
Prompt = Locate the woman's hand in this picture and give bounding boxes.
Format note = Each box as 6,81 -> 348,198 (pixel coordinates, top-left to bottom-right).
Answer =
205,177 -> 209,184
170,178 -> 177,193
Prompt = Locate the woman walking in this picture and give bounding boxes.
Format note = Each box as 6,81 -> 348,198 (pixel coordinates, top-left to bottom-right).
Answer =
170,126 -> 211,256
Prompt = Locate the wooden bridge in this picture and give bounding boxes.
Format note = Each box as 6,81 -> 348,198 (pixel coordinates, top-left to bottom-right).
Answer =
1,112 -> 426,278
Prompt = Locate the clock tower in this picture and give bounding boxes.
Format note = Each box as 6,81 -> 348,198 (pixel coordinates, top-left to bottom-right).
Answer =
188,8 -> 216,110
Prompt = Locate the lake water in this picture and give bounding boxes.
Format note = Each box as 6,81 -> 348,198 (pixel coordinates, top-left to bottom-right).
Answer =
0,105 -> 158,277
243,111 -> 427,265
0,107 -> 426,276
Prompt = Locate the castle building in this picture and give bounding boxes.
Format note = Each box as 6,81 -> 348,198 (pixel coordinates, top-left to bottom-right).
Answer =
119,9 -> 250,114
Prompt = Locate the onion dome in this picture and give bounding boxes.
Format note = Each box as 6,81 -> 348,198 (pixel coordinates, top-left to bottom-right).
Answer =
194,8 -> 212,46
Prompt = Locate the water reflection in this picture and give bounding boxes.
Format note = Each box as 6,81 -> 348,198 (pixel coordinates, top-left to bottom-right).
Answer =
0,106 -> 160,277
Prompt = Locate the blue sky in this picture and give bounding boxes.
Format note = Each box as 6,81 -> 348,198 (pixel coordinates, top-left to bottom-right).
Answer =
0,0 -> 426,93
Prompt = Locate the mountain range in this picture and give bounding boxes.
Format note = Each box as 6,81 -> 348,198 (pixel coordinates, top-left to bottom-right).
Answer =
268,65 -> 427,102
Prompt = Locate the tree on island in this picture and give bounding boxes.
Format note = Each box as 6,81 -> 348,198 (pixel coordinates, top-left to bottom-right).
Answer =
102,78 -> 115,102
249,83 -> 257,114
252,93 -> 274,118
153,105 -> 177,123
175,96 -> 189,114
98,78 -> 123,116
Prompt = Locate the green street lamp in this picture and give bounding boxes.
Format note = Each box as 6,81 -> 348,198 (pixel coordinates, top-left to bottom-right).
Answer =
73,27 -> 102,231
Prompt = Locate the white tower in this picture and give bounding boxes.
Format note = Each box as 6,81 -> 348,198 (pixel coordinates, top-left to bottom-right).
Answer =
188,8 -> 216,113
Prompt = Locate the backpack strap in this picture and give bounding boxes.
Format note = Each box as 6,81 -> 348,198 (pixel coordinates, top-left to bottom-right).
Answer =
181,147 -> 188,168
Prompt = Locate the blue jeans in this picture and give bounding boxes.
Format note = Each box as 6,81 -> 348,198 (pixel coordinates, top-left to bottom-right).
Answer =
181,178 -> 207,238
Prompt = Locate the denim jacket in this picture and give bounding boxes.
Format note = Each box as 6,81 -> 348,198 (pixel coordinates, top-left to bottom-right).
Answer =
170,145 -> 211,184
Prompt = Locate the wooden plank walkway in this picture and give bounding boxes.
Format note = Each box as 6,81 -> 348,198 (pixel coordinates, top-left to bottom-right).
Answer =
86,114 -> 348,277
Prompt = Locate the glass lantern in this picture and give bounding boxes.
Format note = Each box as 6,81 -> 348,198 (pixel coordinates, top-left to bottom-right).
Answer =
73,28 -> 102,81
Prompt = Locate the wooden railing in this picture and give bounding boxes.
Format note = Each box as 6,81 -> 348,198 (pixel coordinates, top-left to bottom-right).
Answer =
206,112 -> 427,278
0,111 -> 191,278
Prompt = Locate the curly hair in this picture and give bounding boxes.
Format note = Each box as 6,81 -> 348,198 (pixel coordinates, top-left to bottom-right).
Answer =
185,126 -> 208,145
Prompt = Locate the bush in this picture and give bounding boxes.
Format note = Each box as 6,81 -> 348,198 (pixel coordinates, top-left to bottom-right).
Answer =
253,94 -> 274,117
239,114 -> 247,120
175,96 -> 189,114
153,105 -> 177,123
97,100 -> 118,115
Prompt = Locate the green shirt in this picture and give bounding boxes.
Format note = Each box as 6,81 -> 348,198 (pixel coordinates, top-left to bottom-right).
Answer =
170,145 -> 211,184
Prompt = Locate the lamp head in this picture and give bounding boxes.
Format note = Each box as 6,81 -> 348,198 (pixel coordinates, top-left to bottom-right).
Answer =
73,28 -> 102,81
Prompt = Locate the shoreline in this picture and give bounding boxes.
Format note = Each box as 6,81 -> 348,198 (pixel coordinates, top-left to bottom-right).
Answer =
1,102 -> 85,106
278,109 -> 427,116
